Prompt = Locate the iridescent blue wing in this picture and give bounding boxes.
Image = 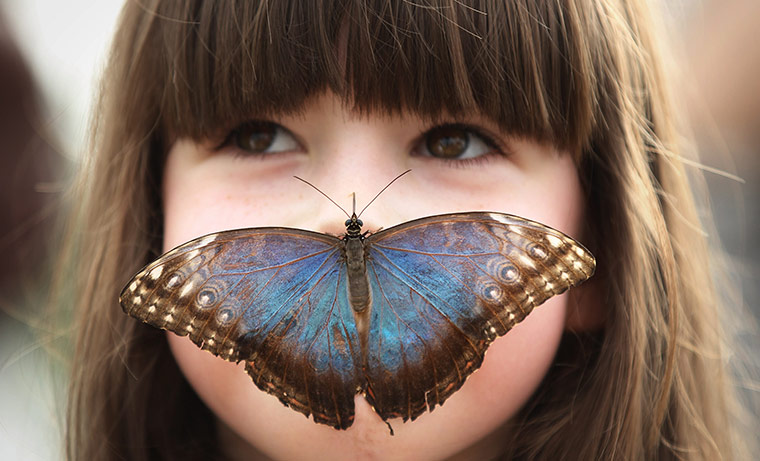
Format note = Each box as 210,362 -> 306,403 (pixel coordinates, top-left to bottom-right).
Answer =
119,229 -> 362,429
362,212 -> 595,423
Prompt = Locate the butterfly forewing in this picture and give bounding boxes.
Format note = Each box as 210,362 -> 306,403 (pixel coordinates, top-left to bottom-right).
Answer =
361,212 -> 595,422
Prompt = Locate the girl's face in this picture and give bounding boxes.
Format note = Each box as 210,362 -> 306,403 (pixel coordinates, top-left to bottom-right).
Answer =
163,93 -> 584,460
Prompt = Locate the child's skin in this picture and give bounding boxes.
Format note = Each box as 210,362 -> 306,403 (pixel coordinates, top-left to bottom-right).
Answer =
162,93 -> 585,460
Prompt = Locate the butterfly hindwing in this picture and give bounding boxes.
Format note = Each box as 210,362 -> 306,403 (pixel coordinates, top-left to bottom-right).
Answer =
362,212 -> 595,422
363,259 -> 487,421
120,228 -> 362,429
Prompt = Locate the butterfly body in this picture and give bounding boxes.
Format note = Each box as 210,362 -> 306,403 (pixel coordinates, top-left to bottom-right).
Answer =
343,215 -> 372,314
120,212 -> 595,430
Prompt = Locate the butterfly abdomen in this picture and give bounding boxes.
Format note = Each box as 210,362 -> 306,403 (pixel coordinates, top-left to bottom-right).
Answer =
345,237 -> 371,313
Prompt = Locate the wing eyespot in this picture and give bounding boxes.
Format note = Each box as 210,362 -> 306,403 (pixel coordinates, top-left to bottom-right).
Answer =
486,258 -> 520,284
196,287 -> 218,307
527,242 -> 547,260
216,307 -> 236,325
478,280 -> 504,303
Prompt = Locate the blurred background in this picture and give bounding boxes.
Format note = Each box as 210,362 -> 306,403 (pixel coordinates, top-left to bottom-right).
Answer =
0,0 -> 757,459
0,1 -> 123,459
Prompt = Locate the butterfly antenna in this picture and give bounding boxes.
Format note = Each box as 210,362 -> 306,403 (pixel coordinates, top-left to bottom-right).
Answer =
357,169 -> 411,218
293,176 -> 351,218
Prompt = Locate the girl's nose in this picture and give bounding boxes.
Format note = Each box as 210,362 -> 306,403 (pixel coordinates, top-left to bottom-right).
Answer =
286,100 -> 419,233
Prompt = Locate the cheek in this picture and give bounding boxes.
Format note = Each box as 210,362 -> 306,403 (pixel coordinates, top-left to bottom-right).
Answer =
162,142 -> 295,249
162,148 -> 217,249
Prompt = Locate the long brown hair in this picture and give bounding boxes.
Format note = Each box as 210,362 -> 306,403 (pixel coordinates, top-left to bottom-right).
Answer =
55,0 -> 749,459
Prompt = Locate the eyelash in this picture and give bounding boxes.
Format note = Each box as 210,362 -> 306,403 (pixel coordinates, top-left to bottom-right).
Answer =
216,121 -> 508,165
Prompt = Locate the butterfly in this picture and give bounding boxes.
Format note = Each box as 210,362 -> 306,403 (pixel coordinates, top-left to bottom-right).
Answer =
120,207 -> 595,431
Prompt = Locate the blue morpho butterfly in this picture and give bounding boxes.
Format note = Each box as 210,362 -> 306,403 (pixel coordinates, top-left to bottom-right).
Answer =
120,171 -> 595,432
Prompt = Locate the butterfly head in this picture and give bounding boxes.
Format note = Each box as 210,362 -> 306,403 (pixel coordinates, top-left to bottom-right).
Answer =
345,214 -> 364,238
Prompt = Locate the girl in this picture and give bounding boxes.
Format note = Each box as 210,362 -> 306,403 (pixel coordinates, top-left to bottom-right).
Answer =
55,0 -> 751,459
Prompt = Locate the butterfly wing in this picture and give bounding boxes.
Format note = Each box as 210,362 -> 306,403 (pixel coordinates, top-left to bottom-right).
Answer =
362,212 -> 595,423
119,229 -> 362,429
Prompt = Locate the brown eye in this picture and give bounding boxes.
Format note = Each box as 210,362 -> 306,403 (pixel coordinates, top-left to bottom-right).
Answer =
230,121 -> 299,155
235,122 -> 276,152
417,124 -> 500,162
426,126 -> 469,158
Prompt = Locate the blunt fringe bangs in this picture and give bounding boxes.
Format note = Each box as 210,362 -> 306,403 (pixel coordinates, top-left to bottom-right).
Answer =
124,0 -> 600,154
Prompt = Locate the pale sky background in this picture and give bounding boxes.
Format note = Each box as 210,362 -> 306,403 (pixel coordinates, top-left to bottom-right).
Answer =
0,1 -> 756,459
